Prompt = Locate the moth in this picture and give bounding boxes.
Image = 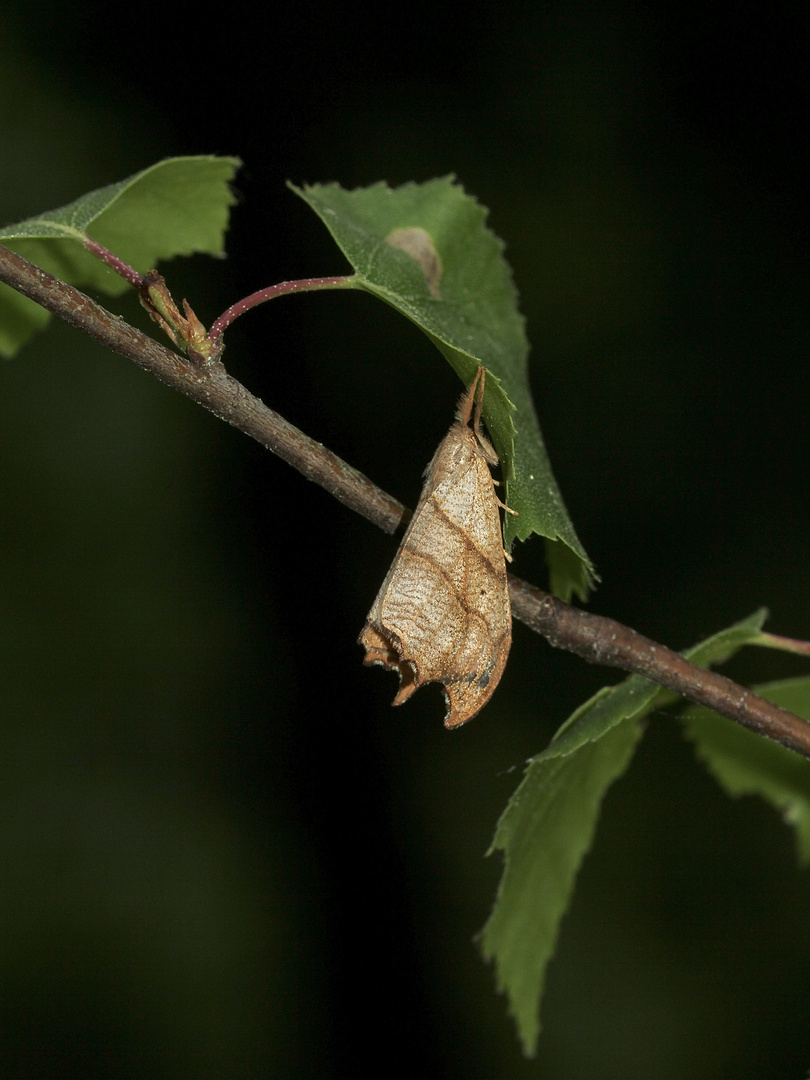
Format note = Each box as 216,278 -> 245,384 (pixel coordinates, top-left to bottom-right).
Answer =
359,366 -> 513,727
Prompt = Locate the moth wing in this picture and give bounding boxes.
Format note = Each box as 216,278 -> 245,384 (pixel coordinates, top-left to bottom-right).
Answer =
360,393 -> 512,727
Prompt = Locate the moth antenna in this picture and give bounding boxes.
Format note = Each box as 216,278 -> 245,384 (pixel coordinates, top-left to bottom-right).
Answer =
471,366 -> 486,440
458,365 -> 485,427
468,367 -> 518,519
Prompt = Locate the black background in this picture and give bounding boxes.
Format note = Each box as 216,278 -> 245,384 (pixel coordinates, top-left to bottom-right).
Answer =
1,3 -> 809,1077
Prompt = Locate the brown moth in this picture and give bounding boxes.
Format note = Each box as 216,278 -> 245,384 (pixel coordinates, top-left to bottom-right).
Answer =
359,366 -> 513,728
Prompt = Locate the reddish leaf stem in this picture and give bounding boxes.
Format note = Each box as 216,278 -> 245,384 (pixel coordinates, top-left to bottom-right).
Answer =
81,234 -> 355,357
209,275 -> 356,341
83,236 -> 144,286
757,632 -> 810,658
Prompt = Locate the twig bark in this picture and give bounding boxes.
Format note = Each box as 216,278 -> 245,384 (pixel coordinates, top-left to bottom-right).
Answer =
0,246 -> 403,536
2,243 -> 809,759
508,579 -> 810,758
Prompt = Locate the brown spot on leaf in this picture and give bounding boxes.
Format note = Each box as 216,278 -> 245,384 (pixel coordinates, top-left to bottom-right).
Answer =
385,226 -> 443,299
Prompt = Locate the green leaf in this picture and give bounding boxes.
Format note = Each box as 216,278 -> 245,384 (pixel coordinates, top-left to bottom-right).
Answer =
682,676 -> 810,865
481,710 -> 643,1057
480,608 -> 769,1056
290,178 -> 595,602
0,155 -> 240,357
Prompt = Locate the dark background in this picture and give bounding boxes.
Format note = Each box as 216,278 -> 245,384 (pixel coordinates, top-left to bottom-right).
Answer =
1,3 -> 809,1077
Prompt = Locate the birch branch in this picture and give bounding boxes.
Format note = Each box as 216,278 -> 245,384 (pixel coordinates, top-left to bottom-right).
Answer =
2,243 -> 809,759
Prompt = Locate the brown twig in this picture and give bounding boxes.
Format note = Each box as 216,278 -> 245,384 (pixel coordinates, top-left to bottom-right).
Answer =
2,242 -> 809,759
0,245 -> 404,536
508,579 -> 810,758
